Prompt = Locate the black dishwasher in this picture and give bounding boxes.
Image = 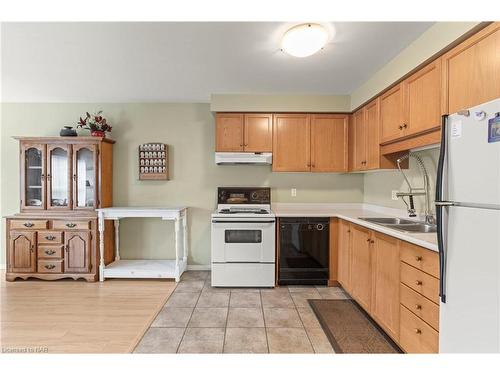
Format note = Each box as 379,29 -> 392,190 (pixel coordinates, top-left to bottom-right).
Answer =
278,217 -> 329,285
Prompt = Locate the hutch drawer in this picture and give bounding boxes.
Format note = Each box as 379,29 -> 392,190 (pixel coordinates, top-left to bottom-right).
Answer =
37,259 -> 63,273
38,231 -> 63,244
52,220 -> 91,230
37,245 -> 64,259
10,219 -> 48,230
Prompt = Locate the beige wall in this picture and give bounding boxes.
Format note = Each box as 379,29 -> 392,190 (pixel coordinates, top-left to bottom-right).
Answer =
210,94 -> 351,112
363,148 -> 440,214
0,103 -> 364,266
350,22 -> 480,109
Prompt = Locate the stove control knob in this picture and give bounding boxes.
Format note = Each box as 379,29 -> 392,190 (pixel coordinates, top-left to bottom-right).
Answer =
316,224 -> 324,231
251,192 -> 258,200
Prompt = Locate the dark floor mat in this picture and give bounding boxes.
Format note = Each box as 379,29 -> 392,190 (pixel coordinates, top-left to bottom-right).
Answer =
309,299 -> 402,354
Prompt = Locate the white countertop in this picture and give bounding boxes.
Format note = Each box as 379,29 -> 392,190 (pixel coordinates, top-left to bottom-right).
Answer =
271,203 -> 438,252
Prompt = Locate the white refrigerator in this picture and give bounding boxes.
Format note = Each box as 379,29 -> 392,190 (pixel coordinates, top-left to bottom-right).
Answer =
436,98 -> 500,353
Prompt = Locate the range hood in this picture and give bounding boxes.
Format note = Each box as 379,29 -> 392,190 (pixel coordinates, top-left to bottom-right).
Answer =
215,152 -> 272,165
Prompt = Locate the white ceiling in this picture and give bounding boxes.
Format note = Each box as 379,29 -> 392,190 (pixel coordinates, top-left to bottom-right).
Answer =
1,22 -> 434,102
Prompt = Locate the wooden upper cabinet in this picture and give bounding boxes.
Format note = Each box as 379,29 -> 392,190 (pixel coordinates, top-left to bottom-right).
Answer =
21,143 -> 46,211
337,220 -> 351,293
244,114 -> 273,152
380,84 -> 404,143
310,114 -> 348,172
272,114 -> 311,172
352,109 -> 367,171
365,98 -> 381,170
403,59 -> 442,137
371,231 -> 401,341
350,224 -> 372,312
8,231 -> 36,273
72,144 -> 98,210
215,113 -> 244,152
442,22 -> 500,114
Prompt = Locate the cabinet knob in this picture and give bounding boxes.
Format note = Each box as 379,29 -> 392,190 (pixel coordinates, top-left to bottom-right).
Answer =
66,223 -> 77,228
30,245 -> 34,252
65,245 -> 69,252
366,238 -> 370,242
415,304 -> 422,310
45,249 -> 56,255
403,123 -> 408,128
44,264 -> 56,270
47,174 -> 52,180
370,240 -> 375,244
415,256 -> 423,262
72,174 -> 77,181
45,235 -> 56,241
23,222 -> 34,228
414,328 -> 422,335
415,280 -> 423,286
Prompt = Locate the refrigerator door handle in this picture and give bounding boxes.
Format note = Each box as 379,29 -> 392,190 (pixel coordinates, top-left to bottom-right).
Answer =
436,114 -> 448,303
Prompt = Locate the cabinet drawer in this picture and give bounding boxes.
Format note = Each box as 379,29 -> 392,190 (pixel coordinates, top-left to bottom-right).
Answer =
400,283 -> 439,331
400,241 -> 439,278
37,245 -> 64,259
37,259 -> 63,273
52,220 -> 90,230
38,231 -> 63,244
10,219 -> 48,230
400,262 -> 440,304
400,305 -> 438,353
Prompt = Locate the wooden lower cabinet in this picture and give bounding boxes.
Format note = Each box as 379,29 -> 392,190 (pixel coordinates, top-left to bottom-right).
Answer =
6,217 -> 98,281
335,219 -> 440,353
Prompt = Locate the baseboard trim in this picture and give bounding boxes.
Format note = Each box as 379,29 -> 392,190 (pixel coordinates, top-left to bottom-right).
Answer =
187,264 -> 211,271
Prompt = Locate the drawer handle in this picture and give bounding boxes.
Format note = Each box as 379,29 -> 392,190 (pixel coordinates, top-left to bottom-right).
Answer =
66,223 -> 77,228
415,256 -> 423,262
415,304 -> 422,310
415,280 -> 423,286
44,264 -> 56,270
45,235 -> 56,240
23,222 -> 34,228
45,249 -> 56,255
414,328 -> 422,335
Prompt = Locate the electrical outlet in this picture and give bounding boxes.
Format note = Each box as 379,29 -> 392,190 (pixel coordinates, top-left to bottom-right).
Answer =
392,190 -> 399,201
291,188 -> 297,197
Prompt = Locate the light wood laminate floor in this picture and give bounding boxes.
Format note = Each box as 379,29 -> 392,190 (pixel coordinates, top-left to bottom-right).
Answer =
0,271 -> 176,353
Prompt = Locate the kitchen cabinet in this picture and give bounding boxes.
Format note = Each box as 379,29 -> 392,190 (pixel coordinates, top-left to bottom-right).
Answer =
272,114 -> 311,172
337,220 -> 351,293
8,231 -> 36,273
7,136 -> 114,282
215,113 -> 272,152
310,114 -> 348,172
352,109 -> 366,170
370,231 -> 400,341
64,231 -> 91,273
380,84 -> 404,143
350,224 -> 372,312
441,22 -> 500,115
402,59 -> 442,137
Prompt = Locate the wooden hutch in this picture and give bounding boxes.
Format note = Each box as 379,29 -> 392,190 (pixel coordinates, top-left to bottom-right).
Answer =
5,136 -> 115,282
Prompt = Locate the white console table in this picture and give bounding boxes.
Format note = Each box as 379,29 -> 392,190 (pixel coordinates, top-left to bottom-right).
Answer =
96,207 -> 188,282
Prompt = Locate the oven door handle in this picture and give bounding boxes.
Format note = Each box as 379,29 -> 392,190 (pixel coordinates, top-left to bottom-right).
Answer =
212,220 -> 275,224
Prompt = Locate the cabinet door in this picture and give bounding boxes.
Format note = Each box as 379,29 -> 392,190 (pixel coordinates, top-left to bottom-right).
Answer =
20,143 -> 46,211
310,114 -> 348,172
380,84 -> 404,143
442,23 -> 500,114
272,114 -> 310,172
64,231 -> 91,273
73,144 -> 97,210
403,59 -> 442,137
215,113 -> 244,152
9,230 -> 36,273
352,109 -> 366,171
350,225 -> 372,312
371,232 -> 401,341
365,99 -> 381,170
337,220 -> 351,293
47,144 -> 72,210
244,114 -> 272,152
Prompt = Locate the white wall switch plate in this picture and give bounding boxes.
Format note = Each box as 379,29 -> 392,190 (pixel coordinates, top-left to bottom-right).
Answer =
391,190 -> 399,200
291,188 -> 297,197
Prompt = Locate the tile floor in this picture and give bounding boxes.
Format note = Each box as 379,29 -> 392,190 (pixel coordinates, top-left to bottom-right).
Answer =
134,271 -> 350,354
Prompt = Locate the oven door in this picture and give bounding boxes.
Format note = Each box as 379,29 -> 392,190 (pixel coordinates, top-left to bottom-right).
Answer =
211,219 -> 275,263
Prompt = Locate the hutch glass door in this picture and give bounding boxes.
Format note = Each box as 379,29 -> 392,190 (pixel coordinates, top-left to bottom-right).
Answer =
73,145 -> 97,209
22,144 -> 46,210
48,145 -> 71,209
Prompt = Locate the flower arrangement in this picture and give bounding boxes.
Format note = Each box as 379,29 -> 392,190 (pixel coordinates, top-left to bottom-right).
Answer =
77,110 -> 112,137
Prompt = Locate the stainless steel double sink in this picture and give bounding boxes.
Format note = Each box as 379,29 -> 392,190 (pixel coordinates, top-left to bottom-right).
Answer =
358,217 -> 437,233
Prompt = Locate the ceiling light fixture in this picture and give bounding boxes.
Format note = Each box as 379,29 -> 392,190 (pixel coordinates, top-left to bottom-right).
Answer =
281,23 -> 328,58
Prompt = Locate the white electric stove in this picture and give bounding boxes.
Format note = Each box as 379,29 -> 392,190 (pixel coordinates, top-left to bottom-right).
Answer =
211,187 -> 275,287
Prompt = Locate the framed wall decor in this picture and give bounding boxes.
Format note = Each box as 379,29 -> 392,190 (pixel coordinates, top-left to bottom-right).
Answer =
138,143 -> 168,180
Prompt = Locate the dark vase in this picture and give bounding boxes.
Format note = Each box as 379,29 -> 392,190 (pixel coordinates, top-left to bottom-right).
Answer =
60,126 -> 77,136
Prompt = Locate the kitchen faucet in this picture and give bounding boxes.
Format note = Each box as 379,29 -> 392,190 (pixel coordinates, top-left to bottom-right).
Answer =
395,153 -> 435,225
